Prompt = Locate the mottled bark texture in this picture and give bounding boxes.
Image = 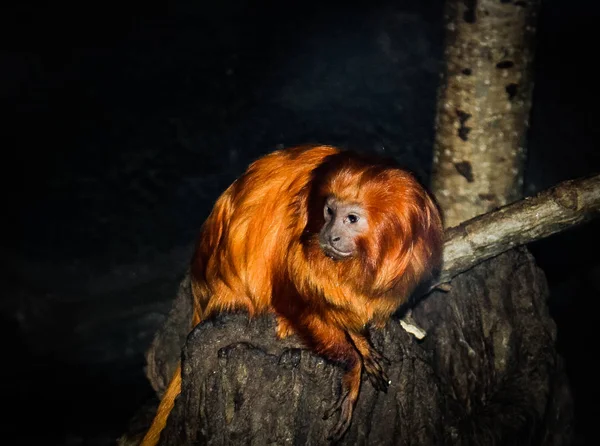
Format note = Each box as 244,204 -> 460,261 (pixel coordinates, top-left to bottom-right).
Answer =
144,273 -> 195,395
432,0 -> 542,227
439,173 -> 600,285
127,248 -> 571,445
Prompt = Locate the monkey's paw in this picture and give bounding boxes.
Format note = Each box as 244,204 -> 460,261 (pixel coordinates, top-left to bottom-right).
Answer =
363,349 -> 390,393
275,316 -> 296,339
323,389 -> 354,443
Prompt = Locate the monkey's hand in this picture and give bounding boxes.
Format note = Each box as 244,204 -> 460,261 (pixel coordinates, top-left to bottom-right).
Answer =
363,347 -> 390,392
324,388 -> 354,443
347,331 -> 390,392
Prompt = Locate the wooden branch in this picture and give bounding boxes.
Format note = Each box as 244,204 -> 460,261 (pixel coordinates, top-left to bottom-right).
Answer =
124,249 -> 573,446
139,175 -> 600,373
436,173 -> 600,285
125,176 -> 598,446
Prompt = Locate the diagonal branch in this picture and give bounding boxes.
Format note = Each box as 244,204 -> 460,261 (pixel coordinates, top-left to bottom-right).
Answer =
436,173 -> 600,285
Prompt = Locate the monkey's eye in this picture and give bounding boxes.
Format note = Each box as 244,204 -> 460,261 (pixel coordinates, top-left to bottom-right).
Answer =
347,214 -> 359,224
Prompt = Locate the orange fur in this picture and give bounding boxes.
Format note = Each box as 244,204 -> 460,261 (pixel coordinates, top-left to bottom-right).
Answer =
140,145 -> 443,445
140,365 -> 181,446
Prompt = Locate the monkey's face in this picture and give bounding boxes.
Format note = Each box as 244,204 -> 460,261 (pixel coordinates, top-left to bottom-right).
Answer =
318,196 -> 369,260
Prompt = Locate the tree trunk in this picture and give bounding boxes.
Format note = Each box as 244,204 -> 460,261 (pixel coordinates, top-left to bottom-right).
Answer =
431,0 -> 542,227
121,248 -> 572,445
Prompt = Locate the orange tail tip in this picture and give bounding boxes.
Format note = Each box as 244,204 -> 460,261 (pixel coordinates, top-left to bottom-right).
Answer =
139,365 -> 182,446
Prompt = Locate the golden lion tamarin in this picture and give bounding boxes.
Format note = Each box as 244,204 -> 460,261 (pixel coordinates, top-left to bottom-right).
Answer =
140,145 -> 443,445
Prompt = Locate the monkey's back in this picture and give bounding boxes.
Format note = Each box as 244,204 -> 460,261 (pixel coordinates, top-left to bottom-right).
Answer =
191,145 -> 340,317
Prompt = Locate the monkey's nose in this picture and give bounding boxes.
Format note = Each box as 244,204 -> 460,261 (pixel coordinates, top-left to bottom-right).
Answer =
331,235 -> 340,244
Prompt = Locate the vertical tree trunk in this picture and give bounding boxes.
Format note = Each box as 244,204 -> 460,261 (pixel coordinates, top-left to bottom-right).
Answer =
432,0 -> 542,227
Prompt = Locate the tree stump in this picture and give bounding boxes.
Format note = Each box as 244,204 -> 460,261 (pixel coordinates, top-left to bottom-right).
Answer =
130,248 -> 572,445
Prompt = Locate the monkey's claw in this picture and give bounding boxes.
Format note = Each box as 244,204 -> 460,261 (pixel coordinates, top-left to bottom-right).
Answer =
324,390 -> 354,443
370,347 -> 391,366
363,351 -> 390,393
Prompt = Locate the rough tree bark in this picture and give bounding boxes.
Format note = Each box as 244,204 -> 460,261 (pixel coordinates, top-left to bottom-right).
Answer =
134,173 -> 599,402
432,0 -> 542,227
115,174 -> 600,445
122,249 -> 572,446
439,173 -> 600,284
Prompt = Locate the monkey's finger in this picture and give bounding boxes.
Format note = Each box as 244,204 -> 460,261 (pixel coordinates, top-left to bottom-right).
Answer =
323,389 -> 349,420
365,350 -> 391,389
365,366 -> 390,393
363,356 -> 383,374
378,353 -> 391,366
369,347 -> 391,366
363,353 -> 390,379
368,372 -> 389,393
326,396 -> 354,443
365,359 -> 383,373
367,374 -> 381,391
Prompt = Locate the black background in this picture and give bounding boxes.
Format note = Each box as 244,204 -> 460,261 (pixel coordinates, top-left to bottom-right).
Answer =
2,1 -> 599,444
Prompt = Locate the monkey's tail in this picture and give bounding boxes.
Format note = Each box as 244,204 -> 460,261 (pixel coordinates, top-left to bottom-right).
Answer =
139,364 -> 182,446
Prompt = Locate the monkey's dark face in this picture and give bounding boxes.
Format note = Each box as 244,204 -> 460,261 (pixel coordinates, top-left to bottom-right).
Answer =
318,196 -> 369,260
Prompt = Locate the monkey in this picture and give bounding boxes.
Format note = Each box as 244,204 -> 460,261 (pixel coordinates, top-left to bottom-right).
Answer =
140,145 -> 443,445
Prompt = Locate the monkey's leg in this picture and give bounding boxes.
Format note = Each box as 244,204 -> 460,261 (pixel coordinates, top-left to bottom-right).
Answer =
347,331 -> 390,393
303,317 -> 363,442
324,357 -> 362,443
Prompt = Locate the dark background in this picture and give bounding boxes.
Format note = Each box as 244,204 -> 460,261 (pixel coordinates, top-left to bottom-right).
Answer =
2,0 -> 598,445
